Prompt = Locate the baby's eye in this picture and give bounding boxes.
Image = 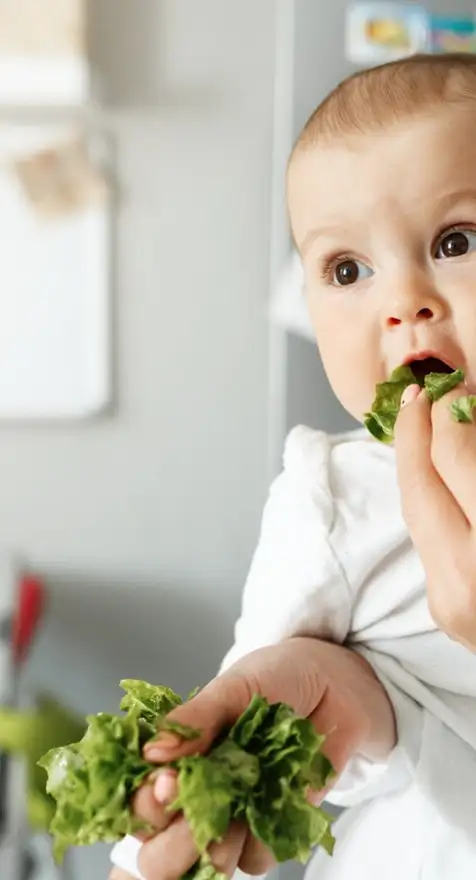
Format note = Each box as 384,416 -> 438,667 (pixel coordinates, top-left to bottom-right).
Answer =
332,258 -> 374,286
435,229 -> 476,259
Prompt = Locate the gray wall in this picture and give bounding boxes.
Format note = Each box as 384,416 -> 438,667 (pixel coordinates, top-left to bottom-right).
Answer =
284,0 -> 356,437
12,1 -> 276,876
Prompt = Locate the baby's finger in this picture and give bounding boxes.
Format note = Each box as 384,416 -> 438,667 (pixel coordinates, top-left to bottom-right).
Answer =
138,814 -> 197,880
207,822 -> 248,878
109,870 -> 135,880
132,770 -> 178,832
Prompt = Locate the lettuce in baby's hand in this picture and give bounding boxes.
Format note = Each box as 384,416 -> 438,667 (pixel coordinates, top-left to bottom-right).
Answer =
364,365 -> 475,443
38,681 -> 188,862
38,680 -> 335,879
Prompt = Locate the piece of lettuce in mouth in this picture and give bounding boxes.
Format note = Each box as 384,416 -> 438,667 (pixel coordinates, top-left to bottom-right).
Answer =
38,679 -> 336,879
363,365 -> 475,443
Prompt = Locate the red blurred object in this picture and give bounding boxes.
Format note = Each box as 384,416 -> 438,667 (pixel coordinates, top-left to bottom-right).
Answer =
11,574 -> 45,665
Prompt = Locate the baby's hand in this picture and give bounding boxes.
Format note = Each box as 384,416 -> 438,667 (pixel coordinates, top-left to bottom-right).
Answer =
126,772 -> 251,880
116,637 -> 395,880
396,382 -> 476,650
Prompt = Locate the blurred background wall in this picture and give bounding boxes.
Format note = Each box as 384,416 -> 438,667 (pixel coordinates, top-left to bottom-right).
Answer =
4,1 -> 473,878
18,1 -> 276,876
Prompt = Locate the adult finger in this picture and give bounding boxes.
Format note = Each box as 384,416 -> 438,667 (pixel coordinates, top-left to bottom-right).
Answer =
430,384 -> 476,523
395,386 -> 468,543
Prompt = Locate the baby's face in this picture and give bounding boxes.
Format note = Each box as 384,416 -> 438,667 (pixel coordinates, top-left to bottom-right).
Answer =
288,105 -> 476,422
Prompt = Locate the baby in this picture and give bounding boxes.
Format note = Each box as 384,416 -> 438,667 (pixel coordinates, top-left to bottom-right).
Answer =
111,53 -> 476,880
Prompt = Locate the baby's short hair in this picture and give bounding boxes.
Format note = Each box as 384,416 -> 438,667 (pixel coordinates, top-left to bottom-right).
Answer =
291,52 -> 476,155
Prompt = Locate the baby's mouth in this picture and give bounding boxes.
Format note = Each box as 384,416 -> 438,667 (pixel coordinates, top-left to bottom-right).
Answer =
407,356 -> 454,385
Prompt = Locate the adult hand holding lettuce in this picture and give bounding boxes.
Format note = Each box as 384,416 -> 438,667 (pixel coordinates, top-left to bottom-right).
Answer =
112,638 -> 395,880
395,377 -> 476,651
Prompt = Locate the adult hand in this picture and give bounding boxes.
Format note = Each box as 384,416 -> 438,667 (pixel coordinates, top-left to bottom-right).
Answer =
396,381 -> 476,650
111,637 -> 395,880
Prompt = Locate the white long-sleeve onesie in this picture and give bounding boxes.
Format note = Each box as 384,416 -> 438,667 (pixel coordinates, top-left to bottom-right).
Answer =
112,426 -> 476,879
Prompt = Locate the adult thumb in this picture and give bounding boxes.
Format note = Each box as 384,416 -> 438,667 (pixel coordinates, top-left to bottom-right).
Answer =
143,670 -> 254,763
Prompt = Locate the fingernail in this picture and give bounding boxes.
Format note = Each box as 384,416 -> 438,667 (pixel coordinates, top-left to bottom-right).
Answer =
144,748 -> 162,762
400,384 -> 420,408
144,731 -> 182,759
154,770 -> 177,804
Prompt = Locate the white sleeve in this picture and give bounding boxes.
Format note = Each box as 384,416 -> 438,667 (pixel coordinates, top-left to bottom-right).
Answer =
326,644 -> 469,808
220,427 -> 425,808
110,836 -> 145,880
220,427 -> 352,671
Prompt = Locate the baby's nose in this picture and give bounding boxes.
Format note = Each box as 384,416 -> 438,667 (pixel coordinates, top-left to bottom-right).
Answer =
384,276 -> 446,327
386,305 -> 434,327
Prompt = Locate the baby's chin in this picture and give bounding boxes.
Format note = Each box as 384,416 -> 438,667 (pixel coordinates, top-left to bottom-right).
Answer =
338,392 -> 376,427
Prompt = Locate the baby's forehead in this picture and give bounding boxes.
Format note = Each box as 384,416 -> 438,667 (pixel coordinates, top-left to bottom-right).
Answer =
294,102 -> 471,167
290,107 -> 476,199
288,110 -> 476,250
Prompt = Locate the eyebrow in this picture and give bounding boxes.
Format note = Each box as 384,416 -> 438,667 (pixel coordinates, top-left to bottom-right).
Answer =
298,190 -> 476,256
432,188 -> 476,213
299,223 -> 346,257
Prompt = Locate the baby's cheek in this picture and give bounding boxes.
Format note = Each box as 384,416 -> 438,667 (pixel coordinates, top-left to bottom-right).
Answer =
308,298 -> 381,420
320,341 -> 376,421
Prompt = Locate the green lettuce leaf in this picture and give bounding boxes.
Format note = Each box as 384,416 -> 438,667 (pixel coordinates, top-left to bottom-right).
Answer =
450,395 -> 476,423
229,698 -> 335,862
119,678 -> 183,726
39,682 -> 335,878
363,365 -> 416,443
364,365 -> 473,443
423,368 -> 464,402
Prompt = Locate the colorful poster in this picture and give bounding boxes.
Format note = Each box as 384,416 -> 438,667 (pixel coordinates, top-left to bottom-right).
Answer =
429,15 -> 476,54
346,3 -> 476,64
345,3 -> 429,64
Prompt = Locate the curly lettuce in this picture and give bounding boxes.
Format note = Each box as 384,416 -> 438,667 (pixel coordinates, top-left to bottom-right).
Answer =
364,365 -> 472,443
38,680 -> 335,878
